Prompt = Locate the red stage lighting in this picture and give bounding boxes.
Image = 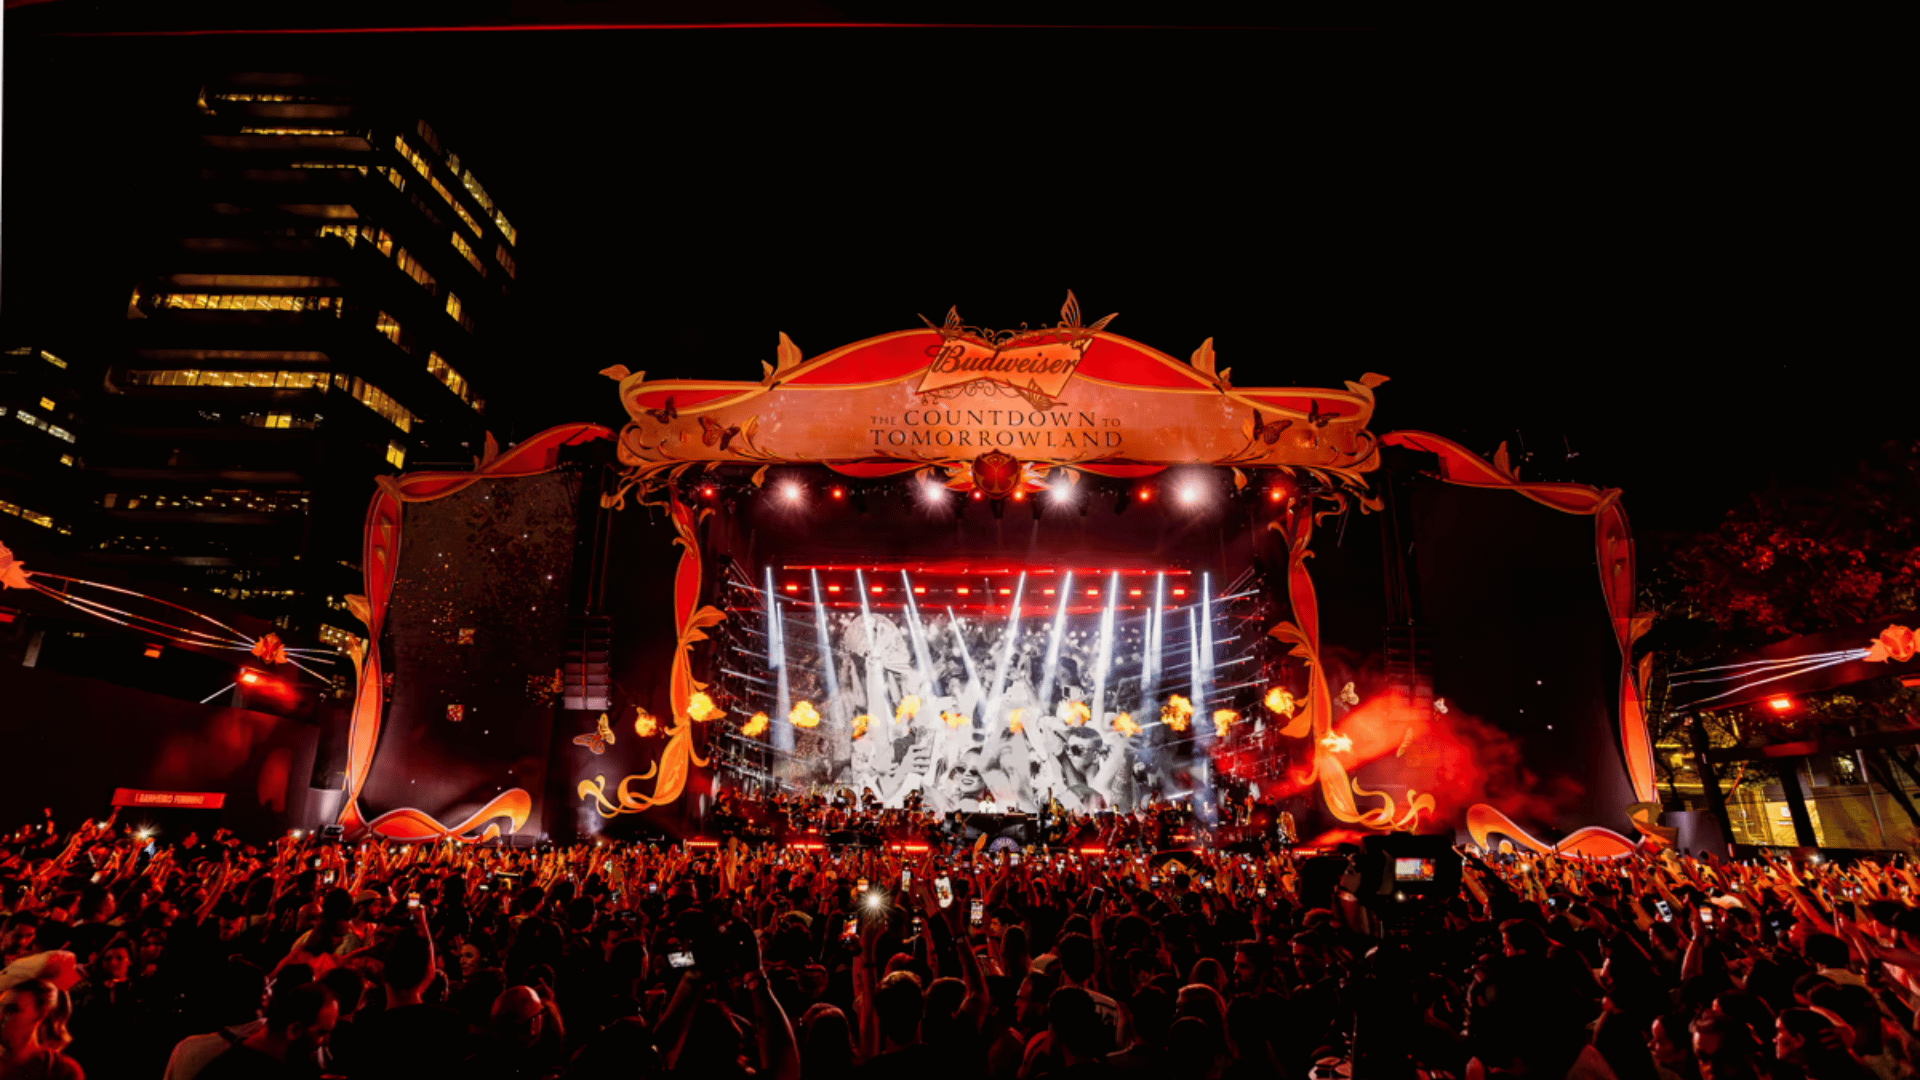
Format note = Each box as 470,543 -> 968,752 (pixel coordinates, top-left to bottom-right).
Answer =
684,838 -> 720,850
1171,587 -> 1188,597
1013,491 -> 1027,501
870,585 -> 884,594
1078,846 -> 1107,857
1136,487 -> 1152,501
999,588 -> 1012,595
830,487 -> 845,500
827,584 -> 842,593
701,486 -> 717,498
1268,487 -> 1286,502
0,610 -> 15,624
971,491 -> 984,501
956,586 -> 970,595
1087,588 -> 1099,597
913,586 -> 926,594
1129,588 -> 1143,597
239,669 -> 265,686
785,583 -> 800,592
143,644 -> 164,659
1043,588 -> 1056,595
1768,696 -> 1794,712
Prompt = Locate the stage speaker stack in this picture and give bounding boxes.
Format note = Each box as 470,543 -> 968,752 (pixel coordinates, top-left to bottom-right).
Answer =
562,614 -> 612,711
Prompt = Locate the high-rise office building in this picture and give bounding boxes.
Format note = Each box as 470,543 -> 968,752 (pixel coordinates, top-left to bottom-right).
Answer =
0,342 -> 86,555
92,72 -> 521,646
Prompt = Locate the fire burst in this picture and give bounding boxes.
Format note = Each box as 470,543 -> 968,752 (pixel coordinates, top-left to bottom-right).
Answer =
941,710 -> 967,729
1113,712 -> 1142,737
633,707 -> 658,738
1264,687 -> 1296,717
789,700 -> 821,728
1008,708 -> 1025,734
1162,694 -> 1194,731
688,691 -> 726,722
895,695 -> 921,722
852,714 -> 872,740
1320,731 -> 1353,754
1065,701 -> 1092,726
742,712 -> 770,738
1213,709 -> 1239,738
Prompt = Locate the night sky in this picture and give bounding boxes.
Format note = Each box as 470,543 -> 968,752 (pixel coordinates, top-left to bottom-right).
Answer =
2,18 -> 1898,551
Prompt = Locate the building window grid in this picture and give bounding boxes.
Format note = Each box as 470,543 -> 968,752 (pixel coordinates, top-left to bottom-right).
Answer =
386,441 -> 407,469
122,368 -> 414,434
0,498 -> 57,530
444,292 -> 472,331
451,233 -> 486,277
14,411 -> 76,444
493,244 -> 517,279
106,490 -> 310,514
148,292 -> 344,316
393,248 -> 439,295
426,351 -> 477,407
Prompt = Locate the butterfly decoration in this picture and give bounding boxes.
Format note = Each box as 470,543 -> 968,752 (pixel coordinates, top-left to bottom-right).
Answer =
1250,411 -> 1293,445
644,397 -> 678,424
251,633 -> 290,666
698,416 -> 742,451
1338,681 -> 1360,706
1307,399 -> 1338,429
574,712 -> 616,754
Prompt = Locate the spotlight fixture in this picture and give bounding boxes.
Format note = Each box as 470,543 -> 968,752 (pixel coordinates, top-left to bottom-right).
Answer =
1137,486 -> 1153,502
239,669 -> 265,686
830,486 -> 845,500
1768,696 -> 1794,712
779,480 -> 805,504
701,485 -> 717,498
1177,483 -> 1203,506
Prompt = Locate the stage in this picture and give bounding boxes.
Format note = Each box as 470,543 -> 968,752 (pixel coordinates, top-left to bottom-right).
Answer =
320,296 -> 1662,857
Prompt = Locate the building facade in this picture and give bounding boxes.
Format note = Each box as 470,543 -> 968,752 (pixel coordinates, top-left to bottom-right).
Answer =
92,72 -> 520,648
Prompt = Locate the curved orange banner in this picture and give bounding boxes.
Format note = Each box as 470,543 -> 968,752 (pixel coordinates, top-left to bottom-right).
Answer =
338,424 -> 614,841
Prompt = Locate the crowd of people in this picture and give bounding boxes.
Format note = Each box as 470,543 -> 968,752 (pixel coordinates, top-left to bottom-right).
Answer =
6,806 -> 1920,1080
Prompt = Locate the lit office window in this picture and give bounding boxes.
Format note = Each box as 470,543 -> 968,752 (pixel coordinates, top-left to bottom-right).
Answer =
394,249 -> 438,294
59,454 -> 75,467
148,293 -> 344,315
14,412 -> 76,443
445,292 -> 471,331
426,351 -> 472,403
41,351 -> 67,369
395,134 -> 434,180
379,166 -> 406,192
333,374 -> 416,433
126,370 -> 330,390
263,413 -> 294,429
240,126 -> 349,136
375,312 -> 404,346
38,397 -> 56,412
415,119 -> 443,155
451,233 -> 486,276
386,441 -> 407,469
0,498 -> 55,529
493,209 -> 516,246
493,244 -> 516,279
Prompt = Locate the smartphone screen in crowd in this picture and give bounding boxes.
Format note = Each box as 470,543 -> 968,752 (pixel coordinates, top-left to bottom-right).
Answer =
970,898 -> 985,927
935,875 -> 953,909
842,918 -> 859,941
668,951 -> 695,969
901,869 -> 912,890
407,892 -> 421,910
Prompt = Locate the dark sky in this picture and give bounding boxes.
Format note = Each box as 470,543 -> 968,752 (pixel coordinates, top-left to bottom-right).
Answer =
3,20 -> 1900,549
